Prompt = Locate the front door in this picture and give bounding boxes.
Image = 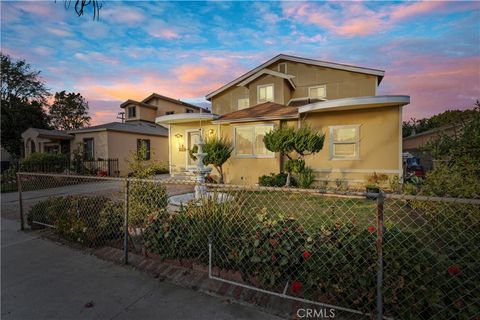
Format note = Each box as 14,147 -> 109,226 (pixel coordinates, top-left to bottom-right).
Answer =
186,130 -> 201,169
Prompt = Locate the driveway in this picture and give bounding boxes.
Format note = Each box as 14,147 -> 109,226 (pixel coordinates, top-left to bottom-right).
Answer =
1,218 -> 280,320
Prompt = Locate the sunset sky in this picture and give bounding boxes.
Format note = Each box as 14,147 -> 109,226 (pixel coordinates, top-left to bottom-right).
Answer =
1,1 -> 479,125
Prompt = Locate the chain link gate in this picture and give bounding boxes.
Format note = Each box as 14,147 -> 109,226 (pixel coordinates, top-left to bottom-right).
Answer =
17,172 -> 480,319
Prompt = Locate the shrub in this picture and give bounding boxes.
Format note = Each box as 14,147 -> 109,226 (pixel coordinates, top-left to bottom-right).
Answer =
27,196 -> 123,246
20,152 -> 68,172
258,173 -> 296,187
296,166 -> 315,189
128,181 -> 168,227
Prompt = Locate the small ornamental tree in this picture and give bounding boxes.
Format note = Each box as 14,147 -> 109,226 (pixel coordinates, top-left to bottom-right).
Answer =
263,124 -> 325,186
190,136 -> 233,184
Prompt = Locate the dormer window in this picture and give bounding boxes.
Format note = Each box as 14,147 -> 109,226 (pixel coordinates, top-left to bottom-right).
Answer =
127,106 -> 136,118
278,62 -> 287,74
238,98 -> 249,110
308,85 -> 327,99
257,84 -> 274,103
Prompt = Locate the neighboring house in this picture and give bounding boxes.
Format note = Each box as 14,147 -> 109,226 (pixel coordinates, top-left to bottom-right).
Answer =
157,54 -> 410,186
21,93 -> 208,176
403,124 -> 459,171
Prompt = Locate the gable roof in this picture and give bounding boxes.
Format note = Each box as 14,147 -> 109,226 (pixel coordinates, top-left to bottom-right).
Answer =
237,69 -> 296,89
205,54 -> 385,101
120,99 -> 157,110
212,102 -> 299,124
141,93 -> 210,112
69,121 -> 168,137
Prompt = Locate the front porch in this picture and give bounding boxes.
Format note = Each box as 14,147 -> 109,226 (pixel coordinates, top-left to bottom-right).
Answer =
21,128 -> 73,156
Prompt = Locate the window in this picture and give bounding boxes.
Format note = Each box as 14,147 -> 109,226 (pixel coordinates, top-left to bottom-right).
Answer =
127,106 -> 136,118
330,125 -> 359,159
166,111 -> 175,115
257,84 -> 274,103
237,98 -> 249,110
83,138 -> 94,160
186,108 -> 194,113
137,139 -> 151,160
278,63 -> 287,74
308,85 -> 327,99
234,125 -> 274,157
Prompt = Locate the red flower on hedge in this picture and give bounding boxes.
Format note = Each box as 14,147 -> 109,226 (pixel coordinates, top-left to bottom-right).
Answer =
447,265 -> 461,276
367,226 -> 376,233
291,281 -> 302,293
303,251 -> 311,259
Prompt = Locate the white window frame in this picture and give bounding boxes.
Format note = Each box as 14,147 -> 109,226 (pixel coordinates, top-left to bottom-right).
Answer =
237,98 -> 250,110
233,124 -> 275,158
257,84 -> 274,104
308,85 -> 327,99
329,125 -> 360,160
277,62 -> 287,74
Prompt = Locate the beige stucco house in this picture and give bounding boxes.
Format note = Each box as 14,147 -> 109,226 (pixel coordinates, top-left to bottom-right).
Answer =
157,54 -> 410,186
22,93 -> 208,176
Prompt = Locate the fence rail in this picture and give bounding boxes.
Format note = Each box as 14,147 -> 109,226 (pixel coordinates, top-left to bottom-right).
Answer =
16,172 -> 480,319
1,158 -> 119,193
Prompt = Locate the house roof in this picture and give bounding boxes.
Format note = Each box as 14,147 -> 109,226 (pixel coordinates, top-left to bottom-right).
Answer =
155,113 -> 220,124
205,54 -> 385,100
21,128 -> 73,140
212,102 -> 299,124
403,124 -> 458,141
141,93 -> 210,112
69,121 -> 168,137
120,99 -> 157,110
237,69 -> 296,89
299,95 -> 410,114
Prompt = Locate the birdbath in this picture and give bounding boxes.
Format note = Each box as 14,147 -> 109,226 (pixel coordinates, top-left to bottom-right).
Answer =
191,129 -> 211,200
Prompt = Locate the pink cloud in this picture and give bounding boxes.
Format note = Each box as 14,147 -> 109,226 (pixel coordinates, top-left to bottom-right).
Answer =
379,55 -> 480,120
174,65 -> 208,82
283,1 -> 477,37
46,27 -> 72,37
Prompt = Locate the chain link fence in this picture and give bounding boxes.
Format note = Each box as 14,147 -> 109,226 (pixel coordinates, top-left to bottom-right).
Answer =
17,172 -> 480,319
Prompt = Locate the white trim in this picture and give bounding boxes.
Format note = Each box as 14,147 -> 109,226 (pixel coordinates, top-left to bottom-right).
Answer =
205,54 -> 384,100
299,95 -> 410,114
278,62 -> 287,74
168,124 -> 172,175
398,107 -> 403,182
329,125 -> 360,160
212,114 -> 298,124
308,85 -> 327,99
233,124 -> 275,158
257,83 -> 274,104
155,113 -> 219,124
314,168 -> 402,174
238,69 -> 296,89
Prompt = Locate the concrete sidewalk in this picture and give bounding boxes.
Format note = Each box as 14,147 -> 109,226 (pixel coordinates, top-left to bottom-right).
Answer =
1,218 -> 280,320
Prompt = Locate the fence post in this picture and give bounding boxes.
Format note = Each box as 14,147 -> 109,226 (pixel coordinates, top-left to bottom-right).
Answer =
16,173 -> 25,231
123,179 -> 130,265
376,192 -> 384,320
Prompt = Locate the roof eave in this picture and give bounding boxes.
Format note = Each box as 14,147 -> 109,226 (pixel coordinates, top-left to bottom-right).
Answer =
212,114 -> 299,124
299,95 -> 410,114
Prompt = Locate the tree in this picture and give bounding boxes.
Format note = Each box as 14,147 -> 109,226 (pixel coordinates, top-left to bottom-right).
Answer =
57,0 -> 103,20
263,124 -> 324,186
49,91 -> 91,130
1,53 -> 51,157
189,136 -> 233,184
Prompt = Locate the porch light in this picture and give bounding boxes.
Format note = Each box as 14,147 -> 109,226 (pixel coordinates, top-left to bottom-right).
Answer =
208,129 -> 215,137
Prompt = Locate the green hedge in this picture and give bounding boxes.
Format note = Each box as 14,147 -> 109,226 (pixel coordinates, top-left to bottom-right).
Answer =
20,152 -> 68,173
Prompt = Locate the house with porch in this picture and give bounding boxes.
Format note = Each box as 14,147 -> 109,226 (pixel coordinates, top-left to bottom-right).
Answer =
156,54 -> 410,186
22,93 -> 208,175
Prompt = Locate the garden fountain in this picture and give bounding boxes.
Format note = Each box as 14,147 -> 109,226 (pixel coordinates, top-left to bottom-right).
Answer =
168,129 -> 231,209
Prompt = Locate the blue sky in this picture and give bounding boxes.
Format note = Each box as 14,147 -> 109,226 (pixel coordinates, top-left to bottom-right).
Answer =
1,1 -> 479,124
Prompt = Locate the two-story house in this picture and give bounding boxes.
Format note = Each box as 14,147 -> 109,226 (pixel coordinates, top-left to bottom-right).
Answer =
22,93 -> 208,175
156,54 -> 410,186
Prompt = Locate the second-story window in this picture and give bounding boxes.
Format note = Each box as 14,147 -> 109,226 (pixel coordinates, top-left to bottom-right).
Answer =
278,63 -> 287,74
308,85 -> 327,99
186,108 -> 194,113
128,106 -> 136,118
166,111 -> 175,115
237,98 -> 249,110
257,84 -> 274,103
